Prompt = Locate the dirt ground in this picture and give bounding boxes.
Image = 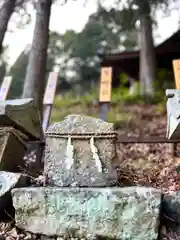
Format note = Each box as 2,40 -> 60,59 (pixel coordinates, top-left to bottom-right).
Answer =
115,104 -> 180,192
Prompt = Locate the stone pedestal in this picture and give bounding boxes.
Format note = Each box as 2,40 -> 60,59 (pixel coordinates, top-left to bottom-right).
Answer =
12,115 -> 161,239
12,187 -> 161,240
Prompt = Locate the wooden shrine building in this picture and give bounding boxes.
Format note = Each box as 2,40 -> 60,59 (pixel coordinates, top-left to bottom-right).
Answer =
101,30 -> 180,87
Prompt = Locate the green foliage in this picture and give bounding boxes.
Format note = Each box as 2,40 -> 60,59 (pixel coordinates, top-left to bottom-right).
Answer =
51,83 -> 166,124
156,102 -> 166,115
111,86 -> 164,105
48,5 -> 138,92
7,0 -> 175,100
107,110 -> 134,129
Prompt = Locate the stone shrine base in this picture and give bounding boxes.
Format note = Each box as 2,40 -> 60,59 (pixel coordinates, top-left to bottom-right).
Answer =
12,187 -> 161,240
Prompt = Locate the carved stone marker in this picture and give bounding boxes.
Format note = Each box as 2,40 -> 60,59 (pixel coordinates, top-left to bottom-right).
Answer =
166,89 -> 180,139
0,98 -> 43,140
12,187 -> 161,239
44,114 -> 118,187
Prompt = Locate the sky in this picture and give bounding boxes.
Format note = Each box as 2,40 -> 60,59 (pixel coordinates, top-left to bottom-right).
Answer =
3,0 -> 180,68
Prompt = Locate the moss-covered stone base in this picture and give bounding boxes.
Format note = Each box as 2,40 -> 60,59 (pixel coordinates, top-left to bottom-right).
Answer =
12,187 -> 161,239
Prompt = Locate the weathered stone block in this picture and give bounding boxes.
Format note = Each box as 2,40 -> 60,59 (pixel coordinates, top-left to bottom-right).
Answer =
166,89 -> 180,139
0,171 -> 29,220
44,115 -> 118,187
12,187 -> 161,239
0,98 -> 43,140
0,171 -> 28,198
162,191 -> 180,224
0,127 -> 27,172
160,191 -> 180,238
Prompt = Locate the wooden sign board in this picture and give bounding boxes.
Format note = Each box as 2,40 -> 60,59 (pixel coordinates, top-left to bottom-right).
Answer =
99,67 -> 112,102
173,60 -> 180,89
0,76 -> 12,101
43,72 -> 59,105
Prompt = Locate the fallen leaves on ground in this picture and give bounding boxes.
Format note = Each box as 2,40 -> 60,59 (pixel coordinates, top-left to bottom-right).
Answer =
116,104 -> 180,192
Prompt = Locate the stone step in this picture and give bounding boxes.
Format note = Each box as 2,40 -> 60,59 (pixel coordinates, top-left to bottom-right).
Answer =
12,186 -> 161,239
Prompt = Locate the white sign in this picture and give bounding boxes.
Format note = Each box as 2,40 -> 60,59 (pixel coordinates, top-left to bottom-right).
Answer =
0,76 -> 12,101
43,72 -> 59,105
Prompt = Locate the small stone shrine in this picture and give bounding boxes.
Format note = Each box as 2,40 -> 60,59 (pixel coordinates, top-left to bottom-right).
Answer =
44,114 -> 118,187
12,115 -> 161,239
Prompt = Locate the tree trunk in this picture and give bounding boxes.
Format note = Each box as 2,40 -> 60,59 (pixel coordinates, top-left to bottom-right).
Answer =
22,0 -> 52,117
0,0 -> 16,54
139,1 -> 156,96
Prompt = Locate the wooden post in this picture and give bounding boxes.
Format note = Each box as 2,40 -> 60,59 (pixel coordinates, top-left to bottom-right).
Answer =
25,72 -> 58,167
43,72 -> 59,133
172,59 -> 180,156
99,67 -> 112,121
0,76 -> 12,101
173,60 -> 180,89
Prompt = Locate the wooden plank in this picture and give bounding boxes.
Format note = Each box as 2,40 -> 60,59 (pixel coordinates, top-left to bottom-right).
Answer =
173,59 -> 180,89
42,105 -> 52,133
43,72 -> 59,132
43,72 -> 59,105
0,76 -> 12,101
99,67 -> 112,102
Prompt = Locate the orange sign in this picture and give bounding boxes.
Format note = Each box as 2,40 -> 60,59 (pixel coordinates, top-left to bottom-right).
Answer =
99,67 -> 112,102
43,72 -> 59,105
173,60 -> 180,89
0,76 -> 12,101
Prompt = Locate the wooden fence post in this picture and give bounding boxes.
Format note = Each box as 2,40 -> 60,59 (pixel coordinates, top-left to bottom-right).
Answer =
99,67 -> 112,121
0,76 -> 12,101
43,72 -> 59,133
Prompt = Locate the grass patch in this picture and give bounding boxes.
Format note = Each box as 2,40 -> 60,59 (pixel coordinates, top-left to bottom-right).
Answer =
107,111 -> 134,129
51,87 -> 165,124
156,102 -> 166,115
